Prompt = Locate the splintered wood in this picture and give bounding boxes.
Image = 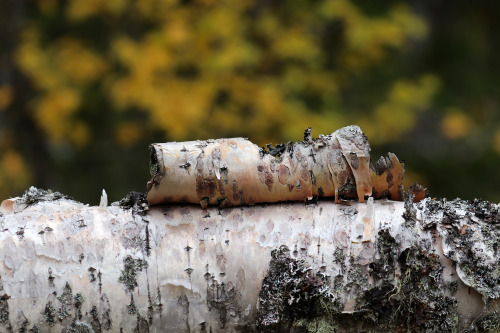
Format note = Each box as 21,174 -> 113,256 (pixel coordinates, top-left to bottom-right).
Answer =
147,126 -> 411,207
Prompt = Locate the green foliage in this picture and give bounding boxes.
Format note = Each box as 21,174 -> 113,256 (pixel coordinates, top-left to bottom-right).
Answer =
1,0 -> 500,202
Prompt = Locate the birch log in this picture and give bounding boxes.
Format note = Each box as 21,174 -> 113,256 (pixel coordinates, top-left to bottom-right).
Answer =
146,126 -> 415,207
0,188 -> 498,332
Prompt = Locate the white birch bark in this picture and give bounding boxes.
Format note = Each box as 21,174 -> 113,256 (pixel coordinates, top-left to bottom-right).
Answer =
0,191 -> 498,332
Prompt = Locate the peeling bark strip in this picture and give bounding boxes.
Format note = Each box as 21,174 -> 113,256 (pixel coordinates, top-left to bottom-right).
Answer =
0,190 -> 498,331
147,126 -> 421,207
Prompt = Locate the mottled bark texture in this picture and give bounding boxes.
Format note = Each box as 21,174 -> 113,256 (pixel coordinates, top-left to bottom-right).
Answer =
0,188 -> 498,332
147,126 -> 422,208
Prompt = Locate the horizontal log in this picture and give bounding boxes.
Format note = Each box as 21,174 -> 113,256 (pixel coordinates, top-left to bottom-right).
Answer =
146,126 -> 412,207
0,189 -> 498,332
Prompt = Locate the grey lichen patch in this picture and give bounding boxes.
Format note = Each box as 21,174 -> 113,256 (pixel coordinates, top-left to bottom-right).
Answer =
403,191 -> 417,226
466,311 -> 500,333
42,301 -> 57,326
418,198 -> 500,299
66,320 -> 95,333
122,220 -> 150,253
257,245 -> 338,331
74,293 -> 85,320
19,186 -> 70,205
359,242 -> 459,332
118,256 -> 148,292
259,233 -> 464,333
57,282 -> 73,321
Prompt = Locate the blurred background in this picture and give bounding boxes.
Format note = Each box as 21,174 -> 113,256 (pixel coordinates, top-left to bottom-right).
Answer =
1,0 -> 499,204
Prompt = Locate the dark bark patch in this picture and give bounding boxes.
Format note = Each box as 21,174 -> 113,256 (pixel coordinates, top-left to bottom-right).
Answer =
257,245 -> 338,331
135,314 -> 149,333
206,279 -> 241,329
42,301 -> 57,326
196,176 -> 217,198
278,165 -> 290,184
349,152 -> 360,169
178,293 -> 190,332
21,186 -> 69,204
119,191 -> 149,216
0,294 -> 10,326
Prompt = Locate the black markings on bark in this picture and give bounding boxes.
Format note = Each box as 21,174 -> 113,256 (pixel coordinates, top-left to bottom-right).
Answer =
303,127 -> 313,143
17,311 -> 29,333
316,185 -> 324,197
0,292 -> 10,326
98,270 -> 102,294
90,305 -> 101,332
145,226 -> 151,256
155,261 -> 164,318
178,293 -> 191,332
308,149 -> 316,163
309,170 -> 316,185
88,267 -> 96,283
135,313 -> 150,333
145,268 -> 153,324
28,325 -> 39,333
48,267 -> 55,288
203,264 -> 241,329
98,294 -> 112,331
78,253 -> 85,264
16,227 -> 24,239
74,293 -> 84,320
128,294 -> 137,314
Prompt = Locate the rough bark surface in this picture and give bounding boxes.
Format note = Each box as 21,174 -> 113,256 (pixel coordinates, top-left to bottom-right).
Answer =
0,188 -> 498,332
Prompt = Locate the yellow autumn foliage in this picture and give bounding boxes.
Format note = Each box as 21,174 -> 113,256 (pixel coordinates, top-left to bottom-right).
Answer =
441,108 -> 474,140
0,85 -> 13,111
9,0 -> 481,199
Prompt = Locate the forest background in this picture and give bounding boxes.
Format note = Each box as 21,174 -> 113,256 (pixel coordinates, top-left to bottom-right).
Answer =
1,0 -> 499,204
